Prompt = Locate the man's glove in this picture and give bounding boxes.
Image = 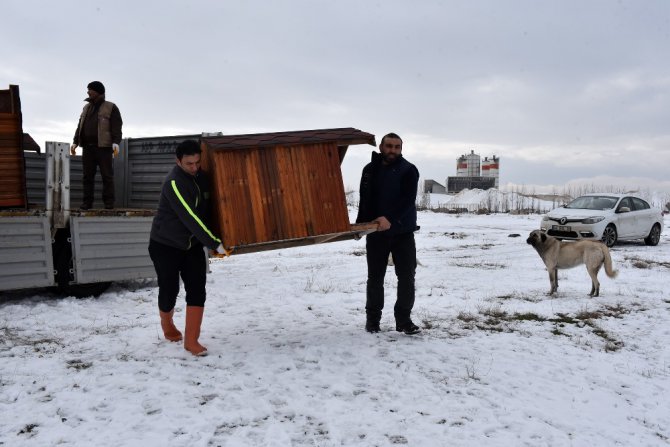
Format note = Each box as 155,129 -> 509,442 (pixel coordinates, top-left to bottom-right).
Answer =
213,243 -> 233,257
70,144 -> 77,156
112,143 -> 120,158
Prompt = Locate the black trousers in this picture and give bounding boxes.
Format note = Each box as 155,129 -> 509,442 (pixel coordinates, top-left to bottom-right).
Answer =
82,145 -> 114,207
148,239 -> 207,312
365,231 -> 416,325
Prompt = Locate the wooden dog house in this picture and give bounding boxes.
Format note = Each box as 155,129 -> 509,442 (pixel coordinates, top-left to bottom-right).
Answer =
200,128 -> 377,254
0,85 -> 27,208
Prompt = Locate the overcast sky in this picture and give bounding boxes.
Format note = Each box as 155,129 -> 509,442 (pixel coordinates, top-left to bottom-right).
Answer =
3,0 -> 670,193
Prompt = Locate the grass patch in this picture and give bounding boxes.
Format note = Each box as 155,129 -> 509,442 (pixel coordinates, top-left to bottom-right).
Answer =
625,256 -> 670,269
477,305 -> 507,319
66,359 -> 93,370
551,328 -> 569,337
511,312 -> 546,322
456,311 -> 478,323
551,313 -> 579,325
452,303 -> 631,352
585,321 -> 625,352
575,309 -> 602,320
18,423 -> 38,435
452,261 -> 507,270
0,327 -> 63,353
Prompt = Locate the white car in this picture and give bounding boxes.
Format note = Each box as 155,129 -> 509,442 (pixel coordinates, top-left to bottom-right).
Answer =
540,193 -> 663,247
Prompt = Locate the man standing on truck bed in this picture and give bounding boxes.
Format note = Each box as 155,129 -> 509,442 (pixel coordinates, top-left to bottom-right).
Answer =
71,81 -> 123,210
148,139 -> 227,356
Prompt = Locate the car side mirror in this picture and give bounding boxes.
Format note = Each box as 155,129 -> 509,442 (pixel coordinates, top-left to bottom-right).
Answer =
617,206 -> 630,213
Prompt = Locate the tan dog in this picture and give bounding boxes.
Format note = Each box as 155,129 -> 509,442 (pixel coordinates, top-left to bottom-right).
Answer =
526,230 -> 618,297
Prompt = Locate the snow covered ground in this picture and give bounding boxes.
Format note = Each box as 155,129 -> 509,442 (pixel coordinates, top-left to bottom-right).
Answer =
422,189 -> 560,213
419,188 -> 669,214
1,211 -> 669,447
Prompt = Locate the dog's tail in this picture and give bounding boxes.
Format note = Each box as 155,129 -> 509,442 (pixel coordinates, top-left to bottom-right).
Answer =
602,245 -> 618,279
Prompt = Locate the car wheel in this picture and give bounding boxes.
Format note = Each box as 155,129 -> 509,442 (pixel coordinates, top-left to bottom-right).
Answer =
644,224 -> 661,246
601,224 -> 617,247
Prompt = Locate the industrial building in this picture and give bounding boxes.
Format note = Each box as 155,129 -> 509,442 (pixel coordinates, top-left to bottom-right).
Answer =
423,150 -> 500,194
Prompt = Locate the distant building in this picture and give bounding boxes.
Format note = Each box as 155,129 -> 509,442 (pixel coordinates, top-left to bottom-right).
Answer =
447,150 -> 500,193
447,176 -> 496,193
481,155 -> 499,187
423,179 -> 446,194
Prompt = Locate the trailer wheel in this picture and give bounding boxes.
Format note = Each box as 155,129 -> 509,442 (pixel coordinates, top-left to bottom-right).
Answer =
67,282 -> 112,298
52,228 -> 111,298
53,229 -> 72,290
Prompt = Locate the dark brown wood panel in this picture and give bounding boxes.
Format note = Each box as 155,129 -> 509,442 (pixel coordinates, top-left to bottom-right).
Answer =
0,85 -> 26,208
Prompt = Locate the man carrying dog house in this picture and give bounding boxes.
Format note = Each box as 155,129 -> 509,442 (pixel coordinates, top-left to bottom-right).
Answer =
148,140 -> 227,356
356,132 -> 421,335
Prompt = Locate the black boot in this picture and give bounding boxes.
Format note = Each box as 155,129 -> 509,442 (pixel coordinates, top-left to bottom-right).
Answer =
365,321 -> 381,333
396,320 -> 421,335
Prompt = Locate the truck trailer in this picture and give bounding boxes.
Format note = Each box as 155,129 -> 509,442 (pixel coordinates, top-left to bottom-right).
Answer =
0,136 -> 196,297
1,85 -> 378,298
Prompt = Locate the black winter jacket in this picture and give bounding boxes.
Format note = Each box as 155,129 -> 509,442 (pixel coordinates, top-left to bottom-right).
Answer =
355,152 -> 419,236
150,165 -> 221,250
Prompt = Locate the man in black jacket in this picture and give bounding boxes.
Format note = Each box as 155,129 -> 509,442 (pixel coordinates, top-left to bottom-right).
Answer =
149,140 -> 226,356
356,132 -> 421,335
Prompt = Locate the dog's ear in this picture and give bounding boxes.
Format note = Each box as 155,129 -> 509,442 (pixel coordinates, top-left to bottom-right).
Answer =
541,233 -> 547,242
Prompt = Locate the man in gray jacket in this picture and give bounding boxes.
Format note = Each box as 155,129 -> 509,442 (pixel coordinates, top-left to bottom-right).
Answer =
149,139 -> 226,356
71,81 -> 123,210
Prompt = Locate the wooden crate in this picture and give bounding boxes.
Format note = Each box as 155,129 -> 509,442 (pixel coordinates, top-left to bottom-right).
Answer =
0,85 -> 27,209
201,128 -> 376,253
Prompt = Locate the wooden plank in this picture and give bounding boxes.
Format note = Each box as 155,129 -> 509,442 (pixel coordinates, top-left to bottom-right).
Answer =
252,148 -> 269,241
264,148 -> 286,241
275,146 -> 295,239
210,222 -> 378,256
307,143 -> 337,234
217,150 -> 242,247
0,86 -> 26,209
269,148 -> 290,241
276,145 -> 305,239
324,142 -> 350,233
231,148 -> 252,245
245,148 -> 268,243
234,149 -> 255,245
257,148 -> 278,241
297,145 -> 322,235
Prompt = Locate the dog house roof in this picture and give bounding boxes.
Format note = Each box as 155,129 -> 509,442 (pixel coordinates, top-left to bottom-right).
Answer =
201,127 -> 376,151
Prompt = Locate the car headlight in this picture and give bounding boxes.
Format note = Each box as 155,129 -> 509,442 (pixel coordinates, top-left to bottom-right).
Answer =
582,216 -> 605,224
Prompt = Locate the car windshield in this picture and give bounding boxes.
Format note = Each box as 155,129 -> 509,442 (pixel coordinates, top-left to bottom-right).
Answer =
565,195 -> 618,210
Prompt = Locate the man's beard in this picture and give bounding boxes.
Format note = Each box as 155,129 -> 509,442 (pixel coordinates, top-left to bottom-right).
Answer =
381,153 -> 400,164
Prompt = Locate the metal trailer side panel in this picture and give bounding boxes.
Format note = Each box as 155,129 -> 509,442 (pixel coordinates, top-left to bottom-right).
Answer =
0,216 -> 54,291
25,145 -> 104,211
123,135 -> 200,209
24,151 -> 47,206
69,216 -> 155,284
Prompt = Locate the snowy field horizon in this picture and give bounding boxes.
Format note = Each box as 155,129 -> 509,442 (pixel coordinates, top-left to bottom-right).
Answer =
346,187 -> 670,215
1,210 -> 668,446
